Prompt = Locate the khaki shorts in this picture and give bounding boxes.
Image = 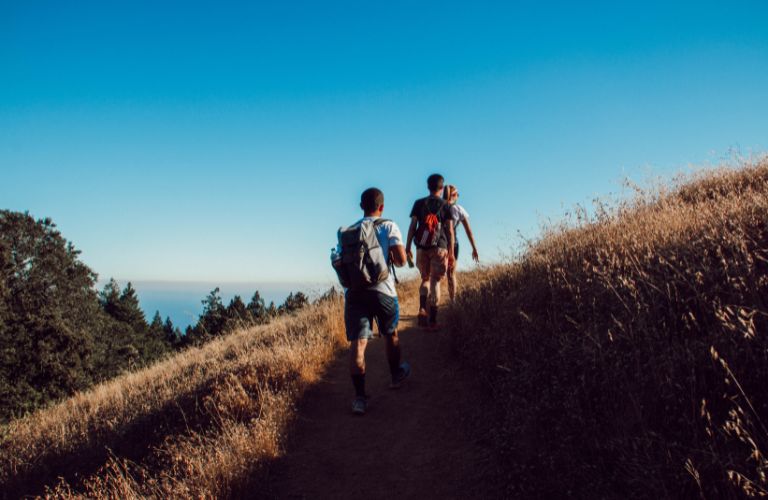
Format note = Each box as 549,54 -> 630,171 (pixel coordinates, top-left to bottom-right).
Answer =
416,247 -> 448,281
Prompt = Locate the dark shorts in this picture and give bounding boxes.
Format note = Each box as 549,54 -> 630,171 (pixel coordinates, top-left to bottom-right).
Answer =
344,290 -> 400,341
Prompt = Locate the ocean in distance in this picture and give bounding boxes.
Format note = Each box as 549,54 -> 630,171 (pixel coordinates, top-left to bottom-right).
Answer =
96,280 -> 335,330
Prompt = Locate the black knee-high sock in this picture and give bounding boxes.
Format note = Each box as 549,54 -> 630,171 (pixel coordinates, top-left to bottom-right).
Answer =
419,294 -> 427,312
429,305 -> 438,325
388,349 -> 401,377
351,374 -> 366,397
389,362 -> 400,377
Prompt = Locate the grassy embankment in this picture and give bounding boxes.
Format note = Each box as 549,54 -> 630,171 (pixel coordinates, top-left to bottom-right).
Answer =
450,159 -> 768,498
1,293 -> 348,498
1,278 -> 420,498
3,160 -> 766,499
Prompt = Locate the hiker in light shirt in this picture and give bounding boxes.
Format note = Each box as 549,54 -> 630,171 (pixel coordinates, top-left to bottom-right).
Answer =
443,184 -> 479,301
333,188 -> 411,415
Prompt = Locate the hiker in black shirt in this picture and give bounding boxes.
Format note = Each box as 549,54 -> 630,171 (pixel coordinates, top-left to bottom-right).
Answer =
405,174 -> 455,329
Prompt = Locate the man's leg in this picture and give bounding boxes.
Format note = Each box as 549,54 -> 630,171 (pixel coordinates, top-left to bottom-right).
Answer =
384,331 -> 401,376
349,339 -> 368,398
375,292 -> 410,388
447,265 -> 456,301
428,248 -> 448,326
416,250 -> 430,326
345,291 -> 373,412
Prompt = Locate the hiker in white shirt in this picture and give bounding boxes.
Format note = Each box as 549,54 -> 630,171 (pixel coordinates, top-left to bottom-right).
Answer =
332,187 -> 410,415
443,184 -> 479,301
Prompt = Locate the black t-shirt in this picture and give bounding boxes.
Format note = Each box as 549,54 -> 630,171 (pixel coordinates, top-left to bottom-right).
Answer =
410,195 -> 453,249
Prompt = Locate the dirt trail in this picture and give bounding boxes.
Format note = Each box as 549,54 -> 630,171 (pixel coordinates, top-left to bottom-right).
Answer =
264,309 -> 502,499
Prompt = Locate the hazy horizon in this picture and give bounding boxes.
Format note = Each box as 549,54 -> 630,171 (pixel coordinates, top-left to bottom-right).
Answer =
95,278 -> 344,330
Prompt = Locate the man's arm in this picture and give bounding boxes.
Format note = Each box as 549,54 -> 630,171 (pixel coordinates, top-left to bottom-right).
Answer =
390,244 -> 407,267
405,216 -> 418,259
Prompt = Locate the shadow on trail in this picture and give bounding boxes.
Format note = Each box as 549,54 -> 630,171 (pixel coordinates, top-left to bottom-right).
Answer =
262,314 -> 504,500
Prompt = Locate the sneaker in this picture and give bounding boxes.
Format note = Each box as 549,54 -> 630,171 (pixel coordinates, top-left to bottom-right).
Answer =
389,361 -> 411,389
417,310 -> 428,328
427,322 -> 442,332
351,396 -> 367,415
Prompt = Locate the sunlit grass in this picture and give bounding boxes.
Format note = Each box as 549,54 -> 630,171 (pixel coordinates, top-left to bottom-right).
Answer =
449,157 -> 768,498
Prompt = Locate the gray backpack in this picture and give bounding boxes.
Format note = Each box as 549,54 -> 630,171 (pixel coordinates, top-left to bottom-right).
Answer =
332,219 -> 390,290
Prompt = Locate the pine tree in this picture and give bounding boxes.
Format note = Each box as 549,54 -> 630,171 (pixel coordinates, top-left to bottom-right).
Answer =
266,301 -> 278,319
118,283 -> 148,332
163,316 -> 180,345
99,279 -> 122,317
225,295 -> 248,331
247,291 -> 268,324
279,291 -> 309,315
187,287 -> 226,344
315,287 -> 339,304
149,311 -> 164,336
99,281 -> 170,371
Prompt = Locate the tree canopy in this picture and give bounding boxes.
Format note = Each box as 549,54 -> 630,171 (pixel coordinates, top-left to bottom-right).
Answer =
0,210 -> 315,422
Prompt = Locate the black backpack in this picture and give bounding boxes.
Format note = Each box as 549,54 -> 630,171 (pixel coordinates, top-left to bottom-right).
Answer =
414,197 -> 447,249
332,219 -> 391,290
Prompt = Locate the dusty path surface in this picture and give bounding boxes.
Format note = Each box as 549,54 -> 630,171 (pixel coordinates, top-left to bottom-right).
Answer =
264,310 -> 503,500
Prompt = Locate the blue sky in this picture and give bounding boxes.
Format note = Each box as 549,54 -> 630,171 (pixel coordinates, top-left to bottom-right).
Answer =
2,1 -> 767,284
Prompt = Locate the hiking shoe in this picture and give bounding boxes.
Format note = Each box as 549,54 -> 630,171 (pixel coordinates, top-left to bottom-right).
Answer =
389,361 -> 411,389
352,396 -> 367,415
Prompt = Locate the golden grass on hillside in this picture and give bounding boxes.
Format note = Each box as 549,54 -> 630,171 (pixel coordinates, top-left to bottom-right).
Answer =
1,295 -> 347,498
449,158 -> 768,498
1,274 -> 420,499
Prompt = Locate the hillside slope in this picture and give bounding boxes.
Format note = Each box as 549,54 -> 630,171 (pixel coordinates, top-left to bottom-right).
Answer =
3,160 -> 766,499
1,294 -> 349,498
450,159 -> 768,498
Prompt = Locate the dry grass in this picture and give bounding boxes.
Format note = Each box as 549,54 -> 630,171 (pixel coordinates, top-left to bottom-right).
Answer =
6,159 -> 764,499
449,158 -> 768,498
0,273 -> 420,499
1,296 -> 347,498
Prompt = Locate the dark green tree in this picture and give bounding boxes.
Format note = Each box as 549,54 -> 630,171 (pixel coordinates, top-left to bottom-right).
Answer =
315,287 -> 339,304
225,295 -> 248,330
247,291 -> 268,324
187,287 -> 227,344
279,291 -> 309,315
0,211 -> 101,421
99,279 -> 121,319
101,280 -> 147,331
117,283 -> 147,332
163,316 -> 181,346
149,311 -> 164,337
0,211 -> 183,420
266,301 -> 278,319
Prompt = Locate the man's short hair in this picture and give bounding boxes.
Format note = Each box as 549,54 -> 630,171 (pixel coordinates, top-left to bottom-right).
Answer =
427,174 -> 444,192
360,187 -> 384,213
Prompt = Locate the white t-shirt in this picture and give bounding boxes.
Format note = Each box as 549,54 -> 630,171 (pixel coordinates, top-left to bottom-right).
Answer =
450,204 -> 470,237
336,216 -> 404,297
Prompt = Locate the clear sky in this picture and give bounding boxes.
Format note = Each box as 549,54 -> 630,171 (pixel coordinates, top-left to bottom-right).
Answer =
2,1 -> 767,284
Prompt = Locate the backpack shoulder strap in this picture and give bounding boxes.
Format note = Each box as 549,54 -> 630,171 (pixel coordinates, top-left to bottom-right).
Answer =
373,218 -> 391,226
